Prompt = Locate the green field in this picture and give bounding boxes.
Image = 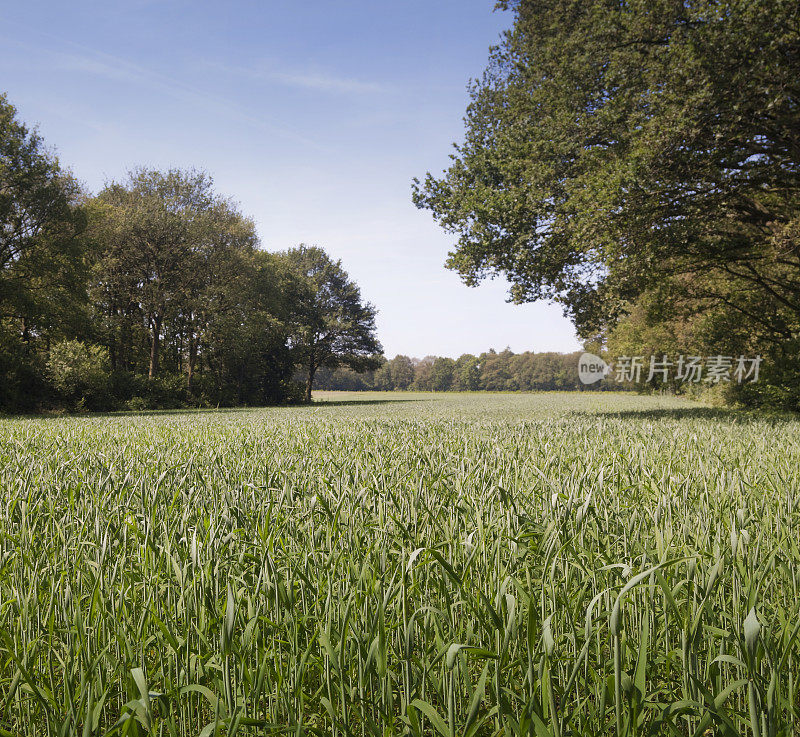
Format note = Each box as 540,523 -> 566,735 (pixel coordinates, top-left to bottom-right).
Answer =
1,392 -> 799,735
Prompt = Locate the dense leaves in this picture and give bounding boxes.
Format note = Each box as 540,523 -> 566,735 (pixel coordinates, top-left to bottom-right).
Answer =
0,97 -> 381,412
315,349 -> 590,392
0,94 -> 88,410
283,245 -> 382,401
414,0 -> 800,406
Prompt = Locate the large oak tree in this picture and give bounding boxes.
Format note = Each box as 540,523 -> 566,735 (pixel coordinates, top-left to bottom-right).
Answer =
92,169 -> 260,381
413,0 -> 800,343
0,94 -> 87,408
284,245 -> 382,401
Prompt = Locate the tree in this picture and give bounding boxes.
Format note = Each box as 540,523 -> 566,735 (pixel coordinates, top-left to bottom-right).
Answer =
412,356 -> 436,391
389,354 -> 415,390
179,206 -> 275,399
453,354 -> 481,391
479,349 -> 516,391
198,249 -> 300,405
0,94 -> 87,410
88,168 -> 316,408
413,0 -> 800,342
47,340 -> 110,409
283,245 -> 382,402
372,357 -> 392,390
93,169 -> 218,379
92,168 -> 269,390
430,357 -> 455,391
1,95 -> 386,412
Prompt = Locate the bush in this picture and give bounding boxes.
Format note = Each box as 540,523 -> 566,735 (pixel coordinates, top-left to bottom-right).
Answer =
110,370 -> 149,403
145,374 -> 187,409
0,330 -> 48,413
126,396 -> 149,412
47,341 -> 110,410
112,372 -> 187,411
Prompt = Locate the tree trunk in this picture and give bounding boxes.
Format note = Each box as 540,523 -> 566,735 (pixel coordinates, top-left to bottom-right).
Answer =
305,354 -> 316,403
21,317 -> 30,354
121,311 -> 132,371
187,332 -> 198,392
108,303 -> 117,372
149,315 -> 162,379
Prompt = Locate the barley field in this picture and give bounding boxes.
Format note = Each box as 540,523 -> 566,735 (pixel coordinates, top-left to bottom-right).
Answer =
1,392 -> 798,736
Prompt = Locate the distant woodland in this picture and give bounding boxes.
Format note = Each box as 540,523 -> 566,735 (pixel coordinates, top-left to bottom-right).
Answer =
314,350 -> 593,392
1,94 -> 380,412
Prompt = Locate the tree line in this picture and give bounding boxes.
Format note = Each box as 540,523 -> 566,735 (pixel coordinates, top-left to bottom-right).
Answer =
314,349 -> 610,392
0,93 -> 380,412
414,0 -> 800,409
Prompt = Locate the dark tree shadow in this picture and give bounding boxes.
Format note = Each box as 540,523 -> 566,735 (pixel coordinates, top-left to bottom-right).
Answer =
100,406 -> 262,418
113,398 -> 422,415
14,398 -> 425,420
311,398 -> 423,407
591,407 -> 799,423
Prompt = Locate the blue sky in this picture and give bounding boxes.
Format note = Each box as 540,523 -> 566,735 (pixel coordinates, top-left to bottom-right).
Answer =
0,0 -> 581,358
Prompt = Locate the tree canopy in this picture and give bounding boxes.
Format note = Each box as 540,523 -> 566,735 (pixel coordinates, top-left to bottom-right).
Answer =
283,245 -> 382,401
0,94 -> 87,408
314,349 -> 589,393
413,0 -> 800,406
0,95 -> 382,412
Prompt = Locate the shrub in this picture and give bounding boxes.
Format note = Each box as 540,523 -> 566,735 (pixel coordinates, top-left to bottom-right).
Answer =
145,374 -> 187,409
47,341 -> 110,410
126,396 -> 149,412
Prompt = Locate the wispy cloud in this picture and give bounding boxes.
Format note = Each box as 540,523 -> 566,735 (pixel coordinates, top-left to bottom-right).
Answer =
54,52 -> 153,86
0,27 -> 326,150
268,70 -> 383,95
205,59 -> 385,96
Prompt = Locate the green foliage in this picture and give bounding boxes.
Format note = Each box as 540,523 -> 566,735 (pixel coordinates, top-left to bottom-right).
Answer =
91,168 -> 260,380
1,392 -> 799,734
411,356 -> 436,390
315,349 -> 599,393
283,245 -> 382,401
479,349 -> 516,391
430,357 -> 456,391
0,326 -> 47,412
389,354 -> 415,390
87,169 -> 319,409
0,93 -> 384,413
453,354 -> 481,391
47,340 -> 110,409
413,0 -> 800,408
605,287 -> 800,408
0,95 -> 87,328
0,94 -> 88,411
